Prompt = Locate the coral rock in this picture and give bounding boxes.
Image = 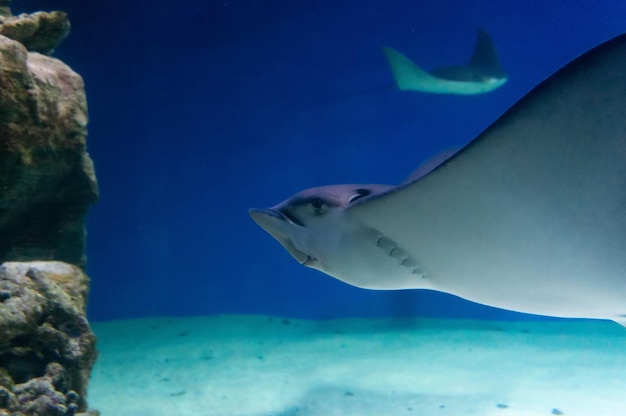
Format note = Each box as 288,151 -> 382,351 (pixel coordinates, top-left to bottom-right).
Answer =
0,0 -> 10,18
0,261 -> 97,415
0,10 -> 70,54
0,34 -> 97,269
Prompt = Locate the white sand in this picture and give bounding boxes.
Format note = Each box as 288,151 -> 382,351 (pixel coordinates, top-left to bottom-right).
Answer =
87,315 -> 626,416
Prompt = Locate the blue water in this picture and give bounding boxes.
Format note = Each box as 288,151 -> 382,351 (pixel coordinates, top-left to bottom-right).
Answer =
15,1 -> 626,322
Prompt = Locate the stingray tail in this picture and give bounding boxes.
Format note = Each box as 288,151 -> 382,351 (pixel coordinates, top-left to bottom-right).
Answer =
468,28 -> 506,78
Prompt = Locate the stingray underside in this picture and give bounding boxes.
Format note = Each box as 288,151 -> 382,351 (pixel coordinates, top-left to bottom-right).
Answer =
352,34 -> 626,321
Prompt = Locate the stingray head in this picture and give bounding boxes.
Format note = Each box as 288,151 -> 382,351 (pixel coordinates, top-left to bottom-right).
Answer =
249,184 -> 391,273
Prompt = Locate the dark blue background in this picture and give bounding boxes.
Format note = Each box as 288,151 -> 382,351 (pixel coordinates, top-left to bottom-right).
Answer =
14,1 -> 626,321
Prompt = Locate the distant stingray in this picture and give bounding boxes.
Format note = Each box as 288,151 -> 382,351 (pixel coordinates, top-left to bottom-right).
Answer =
382,28 -> 507,94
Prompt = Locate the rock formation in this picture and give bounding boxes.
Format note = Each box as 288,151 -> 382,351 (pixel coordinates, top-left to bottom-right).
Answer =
0,3 -> 100,415
0,8 -> 98,270
0,262 -> 98,416
0,9 -> 70,55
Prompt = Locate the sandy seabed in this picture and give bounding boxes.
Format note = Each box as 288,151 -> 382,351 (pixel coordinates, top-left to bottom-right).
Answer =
88,315 -> 626,416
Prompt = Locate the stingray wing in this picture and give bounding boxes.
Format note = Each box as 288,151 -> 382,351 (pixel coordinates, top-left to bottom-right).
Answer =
350,34 -> 626,318
381,46 -> 446,92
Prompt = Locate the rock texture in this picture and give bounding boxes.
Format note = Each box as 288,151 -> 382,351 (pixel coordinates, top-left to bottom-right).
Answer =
0,261 -> 98,416
0,10 -> 70,55
0,5 -> 99,415
0,32 -> 98,269
0,0 -> 10,18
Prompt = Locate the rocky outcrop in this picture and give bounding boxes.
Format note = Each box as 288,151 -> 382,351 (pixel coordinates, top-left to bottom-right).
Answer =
0,4 -> 99,415
0,10 -> 70,55
0,261 -> 98,416
0,23 -> 98,269
0,0 -> 10,18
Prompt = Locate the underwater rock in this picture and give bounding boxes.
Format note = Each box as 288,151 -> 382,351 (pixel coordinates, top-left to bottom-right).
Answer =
0,4 -> 70,55
0,261 -> 98,415
0,0 -> 10,18
0,33 -> 98,269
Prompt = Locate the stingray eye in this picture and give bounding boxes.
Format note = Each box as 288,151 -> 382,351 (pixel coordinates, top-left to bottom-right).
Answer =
310,197 -> 324,210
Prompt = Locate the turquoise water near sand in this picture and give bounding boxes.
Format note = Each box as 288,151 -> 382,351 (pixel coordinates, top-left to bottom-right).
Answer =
89,316 -> 626,416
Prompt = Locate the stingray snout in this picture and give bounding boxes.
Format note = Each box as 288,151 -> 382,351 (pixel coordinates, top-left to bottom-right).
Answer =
249,208 -> 310,264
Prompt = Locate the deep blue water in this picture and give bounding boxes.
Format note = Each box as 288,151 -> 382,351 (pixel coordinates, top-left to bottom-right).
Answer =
14,1 -> 626,322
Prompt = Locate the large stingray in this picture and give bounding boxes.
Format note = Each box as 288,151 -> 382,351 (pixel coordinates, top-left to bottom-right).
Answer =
250,33 -> 626,327
382,28 -> 507,94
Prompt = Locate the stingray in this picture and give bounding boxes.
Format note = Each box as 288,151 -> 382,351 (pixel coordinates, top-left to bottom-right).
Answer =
250,33 -> 626,327
382,28 -> 507,94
